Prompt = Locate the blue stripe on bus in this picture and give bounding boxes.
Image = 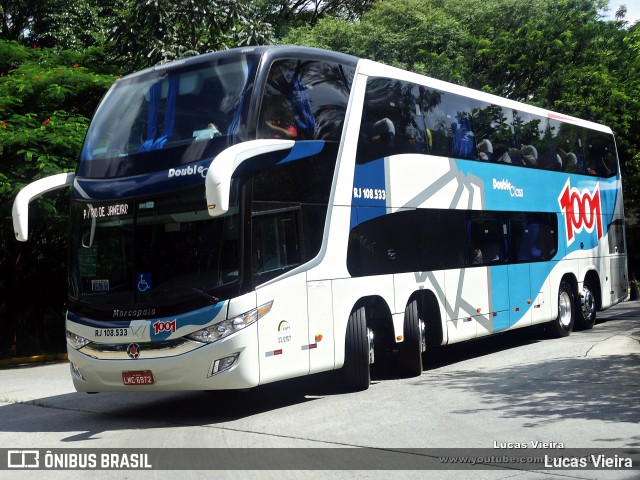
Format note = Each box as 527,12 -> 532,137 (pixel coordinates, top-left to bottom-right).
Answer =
489,266 -> 510,331
73,141 -> 327,200
278,140 -> 325,165
454,159 -> 619,256
351,157 -> 387,228
73,157 -> 214,199
67,301 -> 226,341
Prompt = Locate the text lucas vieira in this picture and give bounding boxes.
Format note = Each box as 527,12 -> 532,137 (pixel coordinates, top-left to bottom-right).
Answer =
494,441 -> 564,449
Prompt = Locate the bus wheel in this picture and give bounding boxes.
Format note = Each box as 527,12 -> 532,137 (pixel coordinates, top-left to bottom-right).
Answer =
550,281 -> 575,338
576,279 -> 597,330
342,307 -> 371,391
399,300 -> 424,377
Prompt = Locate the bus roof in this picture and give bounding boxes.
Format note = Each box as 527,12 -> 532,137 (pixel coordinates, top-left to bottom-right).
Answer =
118,45 -> 359,82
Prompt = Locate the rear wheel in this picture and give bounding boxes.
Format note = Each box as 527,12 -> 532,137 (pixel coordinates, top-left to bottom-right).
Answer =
342,307 -> 371,391
575,279 -> 597,330
399,300 -> 424,377
549,281 -> 575,338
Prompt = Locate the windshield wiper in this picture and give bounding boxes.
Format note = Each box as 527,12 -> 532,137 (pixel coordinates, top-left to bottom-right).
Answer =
189,287 -> 220,304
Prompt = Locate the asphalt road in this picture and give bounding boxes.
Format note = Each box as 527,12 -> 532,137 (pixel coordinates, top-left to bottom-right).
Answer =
1,301 -> 639,480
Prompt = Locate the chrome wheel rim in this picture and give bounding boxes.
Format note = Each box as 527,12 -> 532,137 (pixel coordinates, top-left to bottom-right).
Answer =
582,287 -> 595,320
419,319 -> 426,353
559,290 -> 572,327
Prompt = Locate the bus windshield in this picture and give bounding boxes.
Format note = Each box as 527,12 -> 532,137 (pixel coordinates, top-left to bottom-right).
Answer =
69,185 -> 240,312
79,56 -> 256,178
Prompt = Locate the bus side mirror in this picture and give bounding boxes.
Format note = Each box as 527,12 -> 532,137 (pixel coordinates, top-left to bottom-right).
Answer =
12,172 -> 76,242
205,139 -> 294,217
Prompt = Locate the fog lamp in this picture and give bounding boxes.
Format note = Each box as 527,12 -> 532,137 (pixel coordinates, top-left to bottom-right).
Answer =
209,353 -> 239,377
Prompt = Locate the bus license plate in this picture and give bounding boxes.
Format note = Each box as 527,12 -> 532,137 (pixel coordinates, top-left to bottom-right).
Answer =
122,370 -> 154,385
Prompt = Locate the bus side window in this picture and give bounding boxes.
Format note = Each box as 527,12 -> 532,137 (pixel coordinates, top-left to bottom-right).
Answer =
586,130 -> 618,177
257,59 -> 353,142
512,213 -> 557,262
467,212 -> 506,266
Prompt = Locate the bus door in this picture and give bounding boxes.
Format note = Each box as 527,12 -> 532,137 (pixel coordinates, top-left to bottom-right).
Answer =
256,272 -> 309,384
307,279 -> 335,374
253,206 -> 310,384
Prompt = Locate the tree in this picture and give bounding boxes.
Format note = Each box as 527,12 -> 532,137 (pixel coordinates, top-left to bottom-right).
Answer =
28,0 -> 122,51
255,0 -> 373,38
286,0 -> 640,219
0,40 -> 115,357
110,0 -> 275,71
0,0 -> 39,41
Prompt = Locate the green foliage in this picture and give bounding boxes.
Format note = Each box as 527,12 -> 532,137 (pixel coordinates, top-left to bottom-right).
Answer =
2,0 -> 640,356
254,0 -> 373,38
0,0 -> 40,41
286,0 -> 640,216
0,40 -> 116,357
110,0 -> 275,71
287,0 -> 472,82
28,0 -> 119,50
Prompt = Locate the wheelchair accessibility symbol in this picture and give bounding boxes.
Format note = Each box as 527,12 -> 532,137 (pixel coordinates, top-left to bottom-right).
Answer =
137,273 -> 152,293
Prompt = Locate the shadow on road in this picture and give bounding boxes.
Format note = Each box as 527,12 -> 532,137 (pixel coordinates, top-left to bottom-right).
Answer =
0,306 -> 638,442
414,352 -> 640,427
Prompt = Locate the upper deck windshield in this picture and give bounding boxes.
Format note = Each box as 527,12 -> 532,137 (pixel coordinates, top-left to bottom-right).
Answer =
79,55 -> 257,178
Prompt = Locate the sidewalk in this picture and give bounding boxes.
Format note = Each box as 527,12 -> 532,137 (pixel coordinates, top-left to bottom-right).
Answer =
0,353 -> 67,369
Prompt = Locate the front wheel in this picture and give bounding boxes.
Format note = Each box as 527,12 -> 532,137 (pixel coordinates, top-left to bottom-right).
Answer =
549,281 -> 575,338
342,307 -> 371,391
575,279 -> 597,330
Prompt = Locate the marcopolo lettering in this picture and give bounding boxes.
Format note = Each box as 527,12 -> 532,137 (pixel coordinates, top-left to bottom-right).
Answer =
112,308 -> 156,318
168,165 -> 208,178
492,178 -> 524,198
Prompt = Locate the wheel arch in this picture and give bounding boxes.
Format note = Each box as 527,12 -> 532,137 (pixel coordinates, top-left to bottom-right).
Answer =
583,269 -> 602,311
345,295 -> 394,366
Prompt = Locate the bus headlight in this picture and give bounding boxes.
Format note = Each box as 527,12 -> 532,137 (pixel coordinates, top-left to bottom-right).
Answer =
186,301 -> 273,344
66,330 -> 91,350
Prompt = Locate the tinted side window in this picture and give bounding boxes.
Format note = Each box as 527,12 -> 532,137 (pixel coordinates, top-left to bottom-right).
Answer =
251,152 -> 337,285
347,208 -> 558,277
509,212 -> 557,262
357,77 -> 619,178
608,219 -> 625,254
585,131 -> 618,177
358,78 -> 487,164
257,59 -> 354,141
347,208 -> 469,277
468,211 -> 507,265
357,79 -> 426,163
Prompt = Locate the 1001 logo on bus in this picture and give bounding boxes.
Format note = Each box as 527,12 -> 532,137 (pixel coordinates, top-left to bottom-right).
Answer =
558,179 -> 603,245
153,319 -> 176,335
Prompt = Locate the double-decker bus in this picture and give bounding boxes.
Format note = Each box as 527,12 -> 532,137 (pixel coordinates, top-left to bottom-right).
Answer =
12,46 -> 627,392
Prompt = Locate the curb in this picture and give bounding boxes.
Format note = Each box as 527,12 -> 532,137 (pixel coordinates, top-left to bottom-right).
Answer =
0,353 -> 68,368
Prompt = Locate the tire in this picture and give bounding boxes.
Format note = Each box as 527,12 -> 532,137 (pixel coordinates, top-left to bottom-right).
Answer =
399,300 -> 424,377
575,279 -> 597,330
342,307 -> 370,391
549,281 -> 575,338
